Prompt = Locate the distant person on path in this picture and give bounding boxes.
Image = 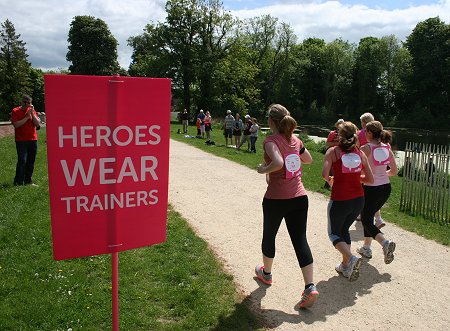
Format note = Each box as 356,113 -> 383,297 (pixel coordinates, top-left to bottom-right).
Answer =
11,94 -> 41,186
255,104 -> 318,309
181,109 -> 189,134
326,118 -> 344,148
196,117 -> 202,137
357,112 -> 374,148
197,109 -> 206,138
322,121 -> 374,281
249,118 -> 259,153
233,113 -> 243,148
204,111 -> 212,143
223,110 -> 234,146
356,121 -> 397,263
238,114 -> 252,151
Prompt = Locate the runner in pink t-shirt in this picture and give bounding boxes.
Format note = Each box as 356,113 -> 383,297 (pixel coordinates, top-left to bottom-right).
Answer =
255,104 -> 318,309
357,121 -> 398,264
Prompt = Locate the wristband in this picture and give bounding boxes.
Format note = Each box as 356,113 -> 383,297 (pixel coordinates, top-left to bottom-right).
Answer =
300,147 -> 305,155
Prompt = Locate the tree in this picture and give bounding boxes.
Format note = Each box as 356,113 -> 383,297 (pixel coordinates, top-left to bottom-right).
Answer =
0,19 -> 32,119
66,16 -> 120,75
403,17 -> 450,128
351,37 -> 385,120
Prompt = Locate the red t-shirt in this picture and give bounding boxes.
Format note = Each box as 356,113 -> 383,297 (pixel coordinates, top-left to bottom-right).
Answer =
11,106 -> 38,141
326,130 -> 338,144
263,133 -> 307,199
330,147 -> 364,201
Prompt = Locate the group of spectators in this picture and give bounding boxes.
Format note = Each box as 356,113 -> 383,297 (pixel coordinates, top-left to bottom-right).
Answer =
181,108 -> 260,153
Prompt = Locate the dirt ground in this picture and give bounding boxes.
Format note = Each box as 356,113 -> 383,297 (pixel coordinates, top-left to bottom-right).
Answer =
168,139 -> 450,330
0,123 -> 14,138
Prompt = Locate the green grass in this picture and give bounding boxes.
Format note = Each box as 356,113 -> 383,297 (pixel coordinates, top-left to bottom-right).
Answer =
0,129 -> 261,330
171,123 -> 450,246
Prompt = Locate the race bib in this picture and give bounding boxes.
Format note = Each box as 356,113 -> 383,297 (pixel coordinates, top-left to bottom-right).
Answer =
285,152 -> 302,179
372,145 -> 390,166
341,152 -> 362,173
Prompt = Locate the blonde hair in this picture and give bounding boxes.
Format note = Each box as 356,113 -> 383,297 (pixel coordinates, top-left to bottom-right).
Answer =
338,121 -> 359,151
365,120 -> 392,144
359,112 -> 374,124
267,104 -> 297,142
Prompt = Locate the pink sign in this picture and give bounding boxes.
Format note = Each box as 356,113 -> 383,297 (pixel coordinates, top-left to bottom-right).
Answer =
45,75 -> 171,260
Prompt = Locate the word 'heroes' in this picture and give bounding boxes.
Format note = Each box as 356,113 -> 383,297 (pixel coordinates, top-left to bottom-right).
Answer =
58,125 -> 161,148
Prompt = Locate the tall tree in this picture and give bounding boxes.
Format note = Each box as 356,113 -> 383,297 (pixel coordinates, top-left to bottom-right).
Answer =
351,37 -> 384,120
0,19 -> 32,119
403,17 -> 450,128
196,0 -> 237,112
66,15 -> 120,75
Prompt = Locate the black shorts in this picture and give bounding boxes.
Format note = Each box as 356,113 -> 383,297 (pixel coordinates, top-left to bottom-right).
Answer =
233,130 -> 242,136
224,128 -> 233,138
205,123 -> 211,132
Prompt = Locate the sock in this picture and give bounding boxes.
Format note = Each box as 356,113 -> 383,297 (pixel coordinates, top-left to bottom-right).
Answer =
382,239 -> 389,246
305,283 -> 314,290
263,269 -> 271,275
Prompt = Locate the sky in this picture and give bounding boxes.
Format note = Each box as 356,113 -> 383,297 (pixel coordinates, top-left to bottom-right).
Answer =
0,0 -> 449,71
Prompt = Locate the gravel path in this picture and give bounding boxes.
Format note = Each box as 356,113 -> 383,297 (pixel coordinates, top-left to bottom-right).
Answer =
169,139 -> 450,330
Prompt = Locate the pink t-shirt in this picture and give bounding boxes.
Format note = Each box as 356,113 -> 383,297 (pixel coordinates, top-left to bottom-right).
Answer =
365,142 -> 392,186
263,134 -> 307,199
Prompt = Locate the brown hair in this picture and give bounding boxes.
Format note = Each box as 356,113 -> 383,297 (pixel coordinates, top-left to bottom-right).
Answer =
338,121 -> 359,151
365,120 -> 392,144
267,104 -> 297,142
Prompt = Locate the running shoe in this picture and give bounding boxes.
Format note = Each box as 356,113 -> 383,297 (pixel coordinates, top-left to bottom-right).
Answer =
357,246 -> 373,258
375,218 -> 386,229
255,265 -> 272,285
383,240 -> 396,264
343,256 -> 362,281
335,263 -> 345,274
297,285 -> 319,309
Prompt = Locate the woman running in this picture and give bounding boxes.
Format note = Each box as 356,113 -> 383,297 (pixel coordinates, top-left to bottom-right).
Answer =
255,104 -> 318,308
356,121 -> 397,263
322,121 -> 374,281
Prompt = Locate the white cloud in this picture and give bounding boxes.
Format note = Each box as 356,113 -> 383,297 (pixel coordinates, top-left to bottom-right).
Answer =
0,0 -> 448,70
231,1 -> 450,45
0,0 -> 166,70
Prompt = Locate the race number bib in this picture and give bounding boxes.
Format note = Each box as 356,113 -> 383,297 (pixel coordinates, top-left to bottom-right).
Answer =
285,152 -> 302,179
341,152 -> 362,173
372,145 -> 390,166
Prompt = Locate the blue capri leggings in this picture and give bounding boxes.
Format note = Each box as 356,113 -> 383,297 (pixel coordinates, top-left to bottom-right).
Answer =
262,195 -> 313,268
327,197 -> 364,246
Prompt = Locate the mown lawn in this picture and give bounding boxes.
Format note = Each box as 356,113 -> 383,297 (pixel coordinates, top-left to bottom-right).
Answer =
0,129 -> 261,330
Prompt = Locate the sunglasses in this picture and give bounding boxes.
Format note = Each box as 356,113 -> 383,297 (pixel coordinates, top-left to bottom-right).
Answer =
23,100 -> 31,104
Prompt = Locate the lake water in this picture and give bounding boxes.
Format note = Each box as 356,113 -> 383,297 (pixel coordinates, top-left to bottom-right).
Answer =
299,124 -> 450,151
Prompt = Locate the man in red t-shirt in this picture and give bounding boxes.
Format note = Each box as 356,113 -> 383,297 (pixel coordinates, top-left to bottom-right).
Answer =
10,95 -> 41,186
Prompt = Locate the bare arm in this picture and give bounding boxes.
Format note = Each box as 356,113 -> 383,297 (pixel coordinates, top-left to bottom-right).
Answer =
360,152 -> 374,184
387,149 -> 398,176
322,148 -> 334,186
300,146 -> 313,164
257,142 -> 283,174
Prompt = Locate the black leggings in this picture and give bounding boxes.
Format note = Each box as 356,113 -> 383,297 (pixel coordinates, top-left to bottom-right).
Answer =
361,184 -> 391,238
328,197 -> 364,246
262,195 -> 313,268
